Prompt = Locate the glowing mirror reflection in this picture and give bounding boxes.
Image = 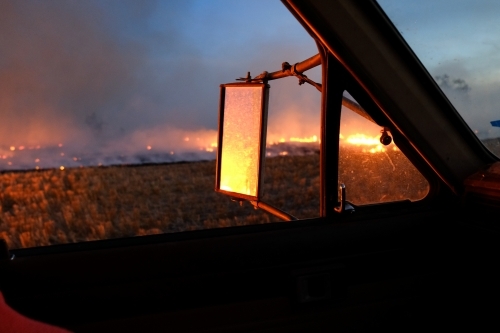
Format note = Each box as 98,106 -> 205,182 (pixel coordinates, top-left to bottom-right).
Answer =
218,84 -> 268,199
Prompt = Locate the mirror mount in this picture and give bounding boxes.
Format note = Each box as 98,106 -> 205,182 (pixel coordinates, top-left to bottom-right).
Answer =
334,184 -> 355,214
236,53 -> 323,92
218,53 -> 393,220
218,53 -> 381,221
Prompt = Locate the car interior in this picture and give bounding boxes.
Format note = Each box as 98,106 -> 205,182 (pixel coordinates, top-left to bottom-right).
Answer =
1,0 -> 500,332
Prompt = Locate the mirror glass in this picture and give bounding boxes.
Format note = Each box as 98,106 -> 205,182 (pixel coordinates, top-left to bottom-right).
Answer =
217,84 -> 268,199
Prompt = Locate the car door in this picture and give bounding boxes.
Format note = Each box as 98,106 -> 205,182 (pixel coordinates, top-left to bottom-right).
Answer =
1,1 -> 500,332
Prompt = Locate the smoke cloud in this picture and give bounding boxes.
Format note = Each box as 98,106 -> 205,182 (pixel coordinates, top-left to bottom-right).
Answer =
0,1 -> 321,170
435,74 -> 471,93
434,66 -> 500,140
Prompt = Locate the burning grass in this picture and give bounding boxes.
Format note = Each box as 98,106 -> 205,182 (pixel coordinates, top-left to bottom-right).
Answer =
0,147 -> 428,249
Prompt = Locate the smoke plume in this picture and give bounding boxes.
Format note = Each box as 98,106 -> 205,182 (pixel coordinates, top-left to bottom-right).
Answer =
0,1 -> 321,170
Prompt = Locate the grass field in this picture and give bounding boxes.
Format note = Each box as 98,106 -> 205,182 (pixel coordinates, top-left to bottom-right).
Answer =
0,148 -> 428,249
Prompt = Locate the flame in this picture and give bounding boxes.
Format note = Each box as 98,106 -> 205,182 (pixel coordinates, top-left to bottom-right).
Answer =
340,133 -> 399,154
219,151 -> 255,194
269,135 -> 320,145
342,133 -> 386,154
220,182 -> 251,195
220,163 -> 253,195
220,184 -> 233,192
220,183 -> 252,196
290,135 -> 318,143
345,133 -> 380,146
0,125 -> 401,171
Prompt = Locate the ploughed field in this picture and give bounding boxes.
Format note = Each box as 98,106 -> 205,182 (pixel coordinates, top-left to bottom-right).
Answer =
0,148 -> 428,249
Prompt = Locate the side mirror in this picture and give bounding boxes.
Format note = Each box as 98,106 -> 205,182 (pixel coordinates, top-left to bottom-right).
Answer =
214,54 -> 322,221
215,82 -> 269,201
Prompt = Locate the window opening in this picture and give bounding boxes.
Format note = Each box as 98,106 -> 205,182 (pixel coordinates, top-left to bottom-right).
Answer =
339,91 -> 429,205
0,1 -> 320,249
260,69 -> 321,219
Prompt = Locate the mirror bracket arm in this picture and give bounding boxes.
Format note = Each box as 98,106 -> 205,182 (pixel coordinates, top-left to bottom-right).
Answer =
285,62 -> 322,92
238,53 -> 322,92
250,200 -> 298,222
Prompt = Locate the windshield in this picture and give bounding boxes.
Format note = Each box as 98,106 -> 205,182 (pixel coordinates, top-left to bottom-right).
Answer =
377,0 -> 500,157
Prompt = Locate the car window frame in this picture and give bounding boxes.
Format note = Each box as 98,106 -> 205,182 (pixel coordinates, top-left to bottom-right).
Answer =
2,0 -> 470,258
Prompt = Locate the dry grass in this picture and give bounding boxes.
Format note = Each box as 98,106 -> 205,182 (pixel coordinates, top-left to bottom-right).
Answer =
0,155 -> 319,249
339,147 -> 429,204
0,148 -> 429,249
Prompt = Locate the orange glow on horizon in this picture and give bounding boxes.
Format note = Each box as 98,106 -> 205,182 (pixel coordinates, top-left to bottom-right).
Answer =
2,133 -> 395,156
1,126 -> 399,170
342,133 -> 385,153
344,133 -> 380,146
290,135 -> 318,143
340,133 -> 399,154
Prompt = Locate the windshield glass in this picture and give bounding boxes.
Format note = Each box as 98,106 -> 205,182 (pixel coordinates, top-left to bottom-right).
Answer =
377,0 -> 500,157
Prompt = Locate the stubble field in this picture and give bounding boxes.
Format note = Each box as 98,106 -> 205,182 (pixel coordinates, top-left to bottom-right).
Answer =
0,148 -> 428,249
